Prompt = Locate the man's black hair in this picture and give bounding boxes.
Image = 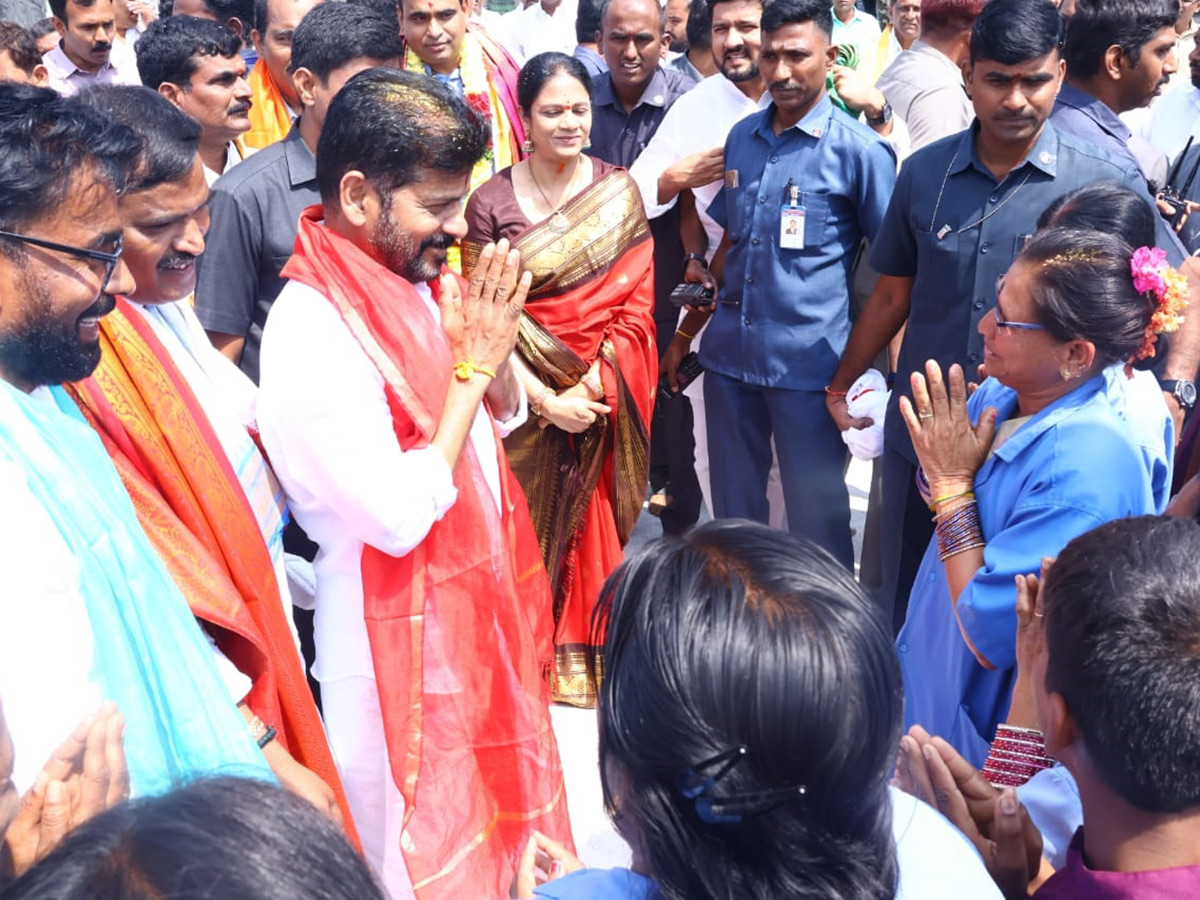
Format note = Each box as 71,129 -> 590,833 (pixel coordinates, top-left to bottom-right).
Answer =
1063,0 -> 1178,80
970,0 -> 1065,65
288,2 -> 401,79
136,14 -> 242,90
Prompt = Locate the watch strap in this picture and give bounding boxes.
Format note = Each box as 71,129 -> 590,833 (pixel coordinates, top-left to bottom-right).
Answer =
683,252 -> 706,268
1162,379 -> 1197,408
866,101 -> 892,127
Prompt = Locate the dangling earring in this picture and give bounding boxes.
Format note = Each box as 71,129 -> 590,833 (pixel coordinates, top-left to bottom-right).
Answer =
522,138 -> 534,154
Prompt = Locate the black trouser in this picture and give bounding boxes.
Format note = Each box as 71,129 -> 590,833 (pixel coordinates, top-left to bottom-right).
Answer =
650,384 -> 703,534
877,447 -> 934,634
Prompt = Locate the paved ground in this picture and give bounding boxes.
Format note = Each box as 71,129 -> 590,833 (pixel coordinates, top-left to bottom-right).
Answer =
549,456 -> 875,866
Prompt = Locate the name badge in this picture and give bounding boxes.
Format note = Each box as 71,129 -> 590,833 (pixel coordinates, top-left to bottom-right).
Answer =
780,206 -> 806,249
725,169 -> 740,189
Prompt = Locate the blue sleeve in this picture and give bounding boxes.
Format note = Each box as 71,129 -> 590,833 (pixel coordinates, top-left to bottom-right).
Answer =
867,162 -> 917,277
855,139 -> 898,243
956,430 -> 1150,669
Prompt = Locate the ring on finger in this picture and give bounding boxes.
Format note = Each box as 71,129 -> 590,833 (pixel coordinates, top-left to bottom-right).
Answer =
918,411 -> 935,419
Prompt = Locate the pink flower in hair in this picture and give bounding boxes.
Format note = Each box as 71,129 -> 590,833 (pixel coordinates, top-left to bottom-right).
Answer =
1131,246 -> 1168,295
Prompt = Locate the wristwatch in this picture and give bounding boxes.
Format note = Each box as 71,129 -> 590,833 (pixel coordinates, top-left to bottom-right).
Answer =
866,101 -> 893,127
1162,378 -> 1197,410
683,252 -> 707,270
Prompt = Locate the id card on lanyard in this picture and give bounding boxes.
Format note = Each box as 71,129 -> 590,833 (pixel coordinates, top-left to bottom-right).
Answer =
780,179 -> 805,250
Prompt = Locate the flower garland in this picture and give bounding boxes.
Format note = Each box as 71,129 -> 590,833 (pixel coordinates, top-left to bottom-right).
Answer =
1127,245 -> 1188,374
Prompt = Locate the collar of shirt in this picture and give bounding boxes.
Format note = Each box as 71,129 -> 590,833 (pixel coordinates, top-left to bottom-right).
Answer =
831,7 -> 870,27
714,72 -> 773,113
972,374 -> 1106,468
756,92 -> 833,140
283,124 -> 316,187
950,119 -> 1060,179
424,64 -> 465,96
1055,83 -> 1131,145
43,43 -> 115,80
593,66 -> 671,112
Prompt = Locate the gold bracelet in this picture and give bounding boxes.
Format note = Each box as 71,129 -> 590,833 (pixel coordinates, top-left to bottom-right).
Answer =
581,371 -> 603,399
452,357 -> 497,382
676,328 -> 696,341
531,385 -> 553,417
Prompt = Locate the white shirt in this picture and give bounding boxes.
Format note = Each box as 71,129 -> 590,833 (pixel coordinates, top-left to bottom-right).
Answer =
891,787 -> 1003,898
831,7 -> 883,65
629,73 -> 772,259
1130,83 -> 1200,166
204,141 -> 248,187
496,0 -> 578,64
42,42 -> 140,97
257,278 -> 527,684
0,388 -> 248,794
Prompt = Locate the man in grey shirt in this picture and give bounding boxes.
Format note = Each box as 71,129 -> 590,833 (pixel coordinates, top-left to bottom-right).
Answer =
876,0 -> 984,155
194,3 -> 399,381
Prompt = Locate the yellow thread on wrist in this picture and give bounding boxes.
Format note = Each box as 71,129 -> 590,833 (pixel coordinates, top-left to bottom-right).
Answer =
676,328 -> 696,341
932,489 -> 975,509
453,358 -> 497,381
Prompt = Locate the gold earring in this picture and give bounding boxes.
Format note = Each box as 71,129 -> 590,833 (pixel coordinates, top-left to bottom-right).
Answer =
1060,367 -> 1072,381
521,138 -> 533,154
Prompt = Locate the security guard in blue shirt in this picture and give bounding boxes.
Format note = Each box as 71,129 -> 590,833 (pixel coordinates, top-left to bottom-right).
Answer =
704,0 -> 897,567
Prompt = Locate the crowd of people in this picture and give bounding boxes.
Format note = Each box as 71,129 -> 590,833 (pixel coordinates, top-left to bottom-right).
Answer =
2,0 -> 1200,896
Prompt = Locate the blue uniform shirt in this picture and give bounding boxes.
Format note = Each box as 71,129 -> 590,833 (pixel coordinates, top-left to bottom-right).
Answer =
870,121 -> 1169,464
897,375 -> 1154,766
703,94 -> 897,390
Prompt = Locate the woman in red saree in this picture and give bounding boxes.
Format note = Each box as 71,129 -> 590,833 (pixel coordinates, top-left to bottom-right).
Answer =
464,52 -> 656,707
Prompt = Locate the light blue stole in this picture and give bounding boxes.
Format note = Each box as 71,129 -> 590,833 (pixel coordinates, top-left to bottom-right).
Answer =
0,380 -> 274,795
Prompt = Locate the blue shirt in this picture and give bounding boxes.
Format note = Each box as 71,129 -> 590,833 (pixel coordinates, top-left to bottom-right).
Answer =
704,95 -> 897,389
896,375 -> 1154,766
1051,83 -> 1170,191
534,868 -> 659,899
871,121 -> 1163,464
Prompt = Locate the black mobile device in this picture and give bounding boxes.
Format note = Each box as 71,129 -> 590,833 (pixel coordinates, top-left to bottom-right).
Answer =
669,282 -> 715,308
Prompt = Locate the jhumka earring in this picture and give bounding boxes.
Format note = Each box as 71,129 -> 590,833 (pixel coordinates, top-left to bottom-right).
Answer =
521,138 -> 534,154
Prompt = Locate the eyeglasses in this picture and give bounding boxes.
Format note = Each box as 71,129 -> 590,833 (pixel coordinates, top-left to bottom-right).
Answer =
0,230 -> 123,293
994,276 -> 1046,332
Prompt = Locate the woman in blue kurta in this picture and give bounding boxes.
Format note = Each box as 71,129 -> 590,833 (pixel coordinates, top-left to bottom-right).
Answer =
895,226 -> 1183,767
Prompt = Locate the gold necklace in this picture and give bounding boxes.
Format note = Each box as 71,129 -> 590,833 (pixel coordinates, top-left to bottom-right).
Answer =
528,157 -> 581,235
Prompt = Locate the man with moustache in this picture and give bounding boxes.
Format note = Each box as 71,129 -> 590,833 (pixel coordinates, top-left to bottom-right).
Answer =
256,70 -> 571,898
587,0 -> 702,533
1052,0 -> 1179,189
631,0 -> 782,528
399,0 -> 524,269
195,3 -> 401,379
664,0 -> 691,54
702,0 -> 895,566
63,84 -> 356,834
0,82 -> 278,824
136,15 -> 254,184
826,0 -> 1200,630
42,0 -> 139,94
243,0 -> 324,149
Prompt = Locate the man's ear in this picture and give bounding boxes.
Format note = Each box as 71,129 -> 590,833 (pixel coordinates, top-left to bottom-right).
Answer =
1104,43 -> 1126,81
1042,691 -> 1076,760
291,67 -> 316,109
339,170 -> 373,229
31,63 -> 49,87
250,27 -> 264,56
158,81 -> 186,109
52,15 -> 67,37
224,16 -> 246,41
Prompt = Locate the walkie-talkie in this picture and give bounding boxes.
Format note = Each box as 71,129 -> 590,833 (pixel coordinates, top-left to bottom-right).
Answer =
1161,136 -> 1200,230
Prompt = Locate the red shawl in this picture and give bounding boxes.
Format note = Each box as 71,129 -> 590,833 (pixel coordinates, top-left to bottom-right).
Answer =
282,207 -> 572,898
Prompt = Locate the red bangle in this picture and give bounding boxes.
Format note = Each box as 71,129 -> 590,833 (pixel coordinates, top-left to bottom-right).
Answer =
825,385 -> 847,397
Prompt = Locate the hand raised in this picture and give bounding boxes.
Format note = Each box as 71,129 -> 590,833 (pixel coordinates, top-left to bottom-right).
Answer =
449,239 -> 532,377
899,360 -> 995,496
670,148 -> 725,191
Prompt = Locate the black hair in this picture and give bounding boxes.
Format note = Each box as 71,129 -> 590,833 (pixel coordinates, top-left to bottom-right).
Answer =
136,15 -> 242,90
76,85 -> 202,193
761,0 -> 833,39
0,22 -> 41,75
576,0 -> 603,43
1016,227 -> 1157,367
686,0 -> 711,49
2,777 -> 384,899
1037,182 -> 1157,251
190,0 -> 256,33
593,521 -> 902,900
345,0 -> 404,18
516,51 -> 593,114
316,67 -> 488,206
707,0 -> 763,16
29,17 -> 57,38
1043,516 -> 1200,813
288,3 -> 401,78
1063,0 -> 1178,80
597,0 -> 665,37
970,0 -> 1065,65
0,82 -> 138,236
